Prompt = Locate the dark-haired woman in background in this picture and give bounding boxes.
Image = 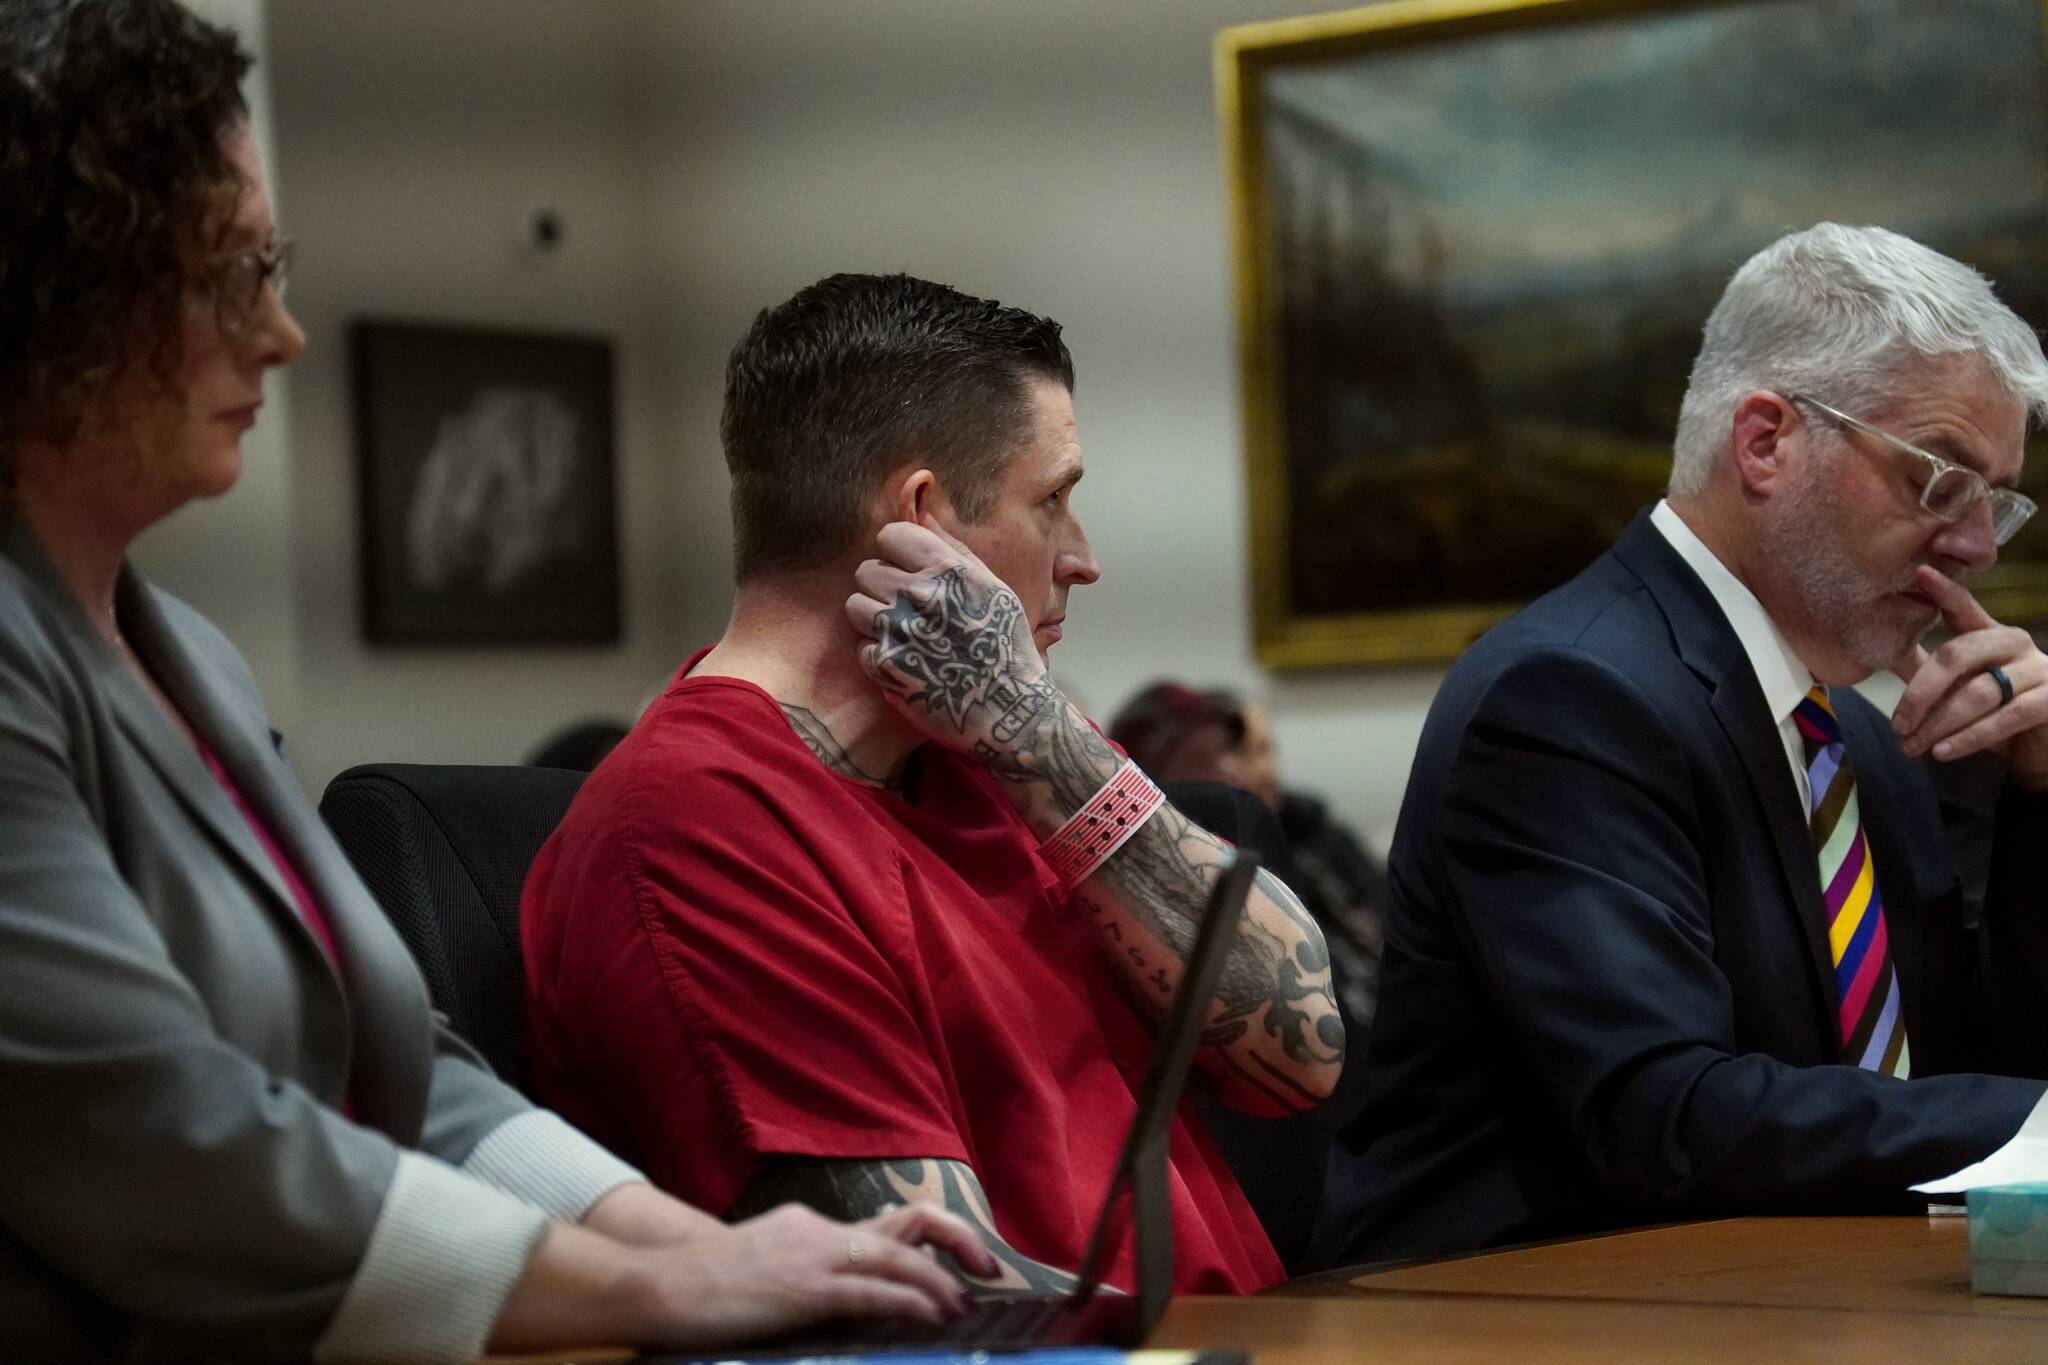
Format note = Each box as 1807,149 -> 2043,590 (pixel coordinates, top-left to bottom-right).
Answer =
0,3 -> 989,1361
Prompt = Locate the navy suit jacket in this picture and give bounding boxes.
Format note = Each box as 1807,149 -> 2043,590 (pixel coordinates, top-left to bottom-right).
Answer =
1315,512 -> 2048,1266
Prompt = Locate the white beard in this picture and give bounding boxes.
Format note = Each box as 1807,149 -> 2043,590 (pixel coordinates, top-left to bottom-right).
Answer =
1756,463 -> 1937,678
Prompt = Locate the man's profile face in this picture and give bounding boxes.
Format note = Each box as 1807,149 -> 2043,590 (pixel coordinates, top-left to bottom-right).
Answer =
1762,353 -> 2025,678
949,376 -> 1101,666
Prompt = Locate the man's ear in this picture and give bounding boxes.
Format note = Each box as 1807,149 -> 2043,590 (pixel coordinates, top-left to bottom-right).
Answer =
1729,391 -> 1802,499
881,466 -> 952,527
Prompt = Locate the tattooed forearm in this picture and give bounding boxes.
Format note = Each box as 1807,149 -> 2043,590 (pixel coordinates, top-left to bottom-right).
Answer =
730,1155 -> 1081,1293
992,706 -> 1345,1113
976,693 -> 1120,819
853,553 -> 1341,1110
1080,893 -> 1175,997
1200,870 -> 1347,1105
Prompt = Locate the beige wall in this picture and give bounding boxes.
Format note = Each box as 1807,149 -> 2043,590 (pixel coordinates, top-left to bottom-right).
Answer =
258,0 -> 1446,842
270,2 -> 682,789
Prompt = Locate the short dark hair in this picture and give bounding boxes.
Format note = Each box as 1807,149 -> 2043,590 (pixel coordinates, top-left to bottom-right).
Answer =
720,272 -> 1074,579
1107,681 -> 1246,779
0,0 -> 251,485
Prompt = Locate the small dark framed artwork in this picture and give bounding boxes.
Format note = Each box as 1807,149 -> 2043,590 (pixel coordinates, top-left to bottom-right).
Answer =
352,320 -> 621,645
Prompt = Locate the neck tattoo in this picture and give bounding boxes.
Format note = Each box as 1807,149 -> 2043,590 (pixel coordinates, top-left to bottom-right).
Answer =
778,703 -> 917,800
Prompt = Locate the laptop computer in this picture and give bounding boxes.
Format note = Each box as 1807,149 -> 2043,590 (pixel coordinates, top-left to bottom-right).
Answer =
640,849 -> 1261,1360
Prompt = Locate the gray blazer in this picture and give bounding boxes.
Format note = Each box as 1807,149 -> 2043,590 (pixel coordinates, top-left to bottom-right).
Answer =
0,510 -> 639,1364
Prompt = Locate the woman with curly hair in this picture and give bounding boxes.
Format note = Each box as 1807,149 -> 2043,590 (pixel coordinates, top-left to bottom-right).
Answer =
0,3 -> 991,1361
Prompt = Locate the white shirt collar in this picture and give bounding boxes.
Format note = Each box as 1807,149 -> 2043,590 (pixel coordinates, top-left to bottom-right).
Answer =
1649,500 -> 1816,726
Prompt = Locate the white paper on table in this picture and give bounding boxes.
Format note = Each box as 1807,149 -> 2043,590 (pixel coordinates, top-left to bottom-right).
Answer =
1912,1090 -> 2048,1193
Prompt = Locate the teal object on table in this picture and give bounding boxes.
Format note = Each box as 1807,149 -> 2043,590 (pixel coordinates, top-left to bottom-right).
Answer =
1968,1182 -> 2048,1296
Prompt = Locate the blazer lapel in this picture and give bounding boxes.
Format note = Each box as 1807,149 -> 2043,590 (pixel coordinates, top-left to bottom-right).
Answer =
0,514 -> 308,949
1610,514 -> 1841,1049
203,714 -> 435,1138
1,509 -> 432,1136
110,574 -> 341,974
119,576 -> 435,1137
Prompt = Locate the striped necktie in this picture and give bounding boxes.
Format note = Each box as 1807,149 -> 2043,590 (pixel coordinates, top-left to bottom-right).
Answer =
1792,686 -> 1911,1078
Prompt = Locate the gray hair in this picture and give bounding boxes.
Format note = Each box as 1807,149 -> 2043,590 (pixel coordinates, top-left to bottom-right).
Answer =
1668,223 -> 2048,496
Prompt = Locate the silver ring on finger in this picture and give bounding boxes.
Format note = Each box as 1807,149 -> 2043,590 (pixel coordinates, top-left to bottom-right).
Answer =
846,1237 -> 865,1269
1990,664 -> 2016,708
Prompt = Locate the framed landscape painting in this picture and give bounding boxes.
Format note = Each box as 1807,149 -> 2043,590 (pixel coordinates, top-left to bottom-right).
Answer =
1219,0 -> 2048,667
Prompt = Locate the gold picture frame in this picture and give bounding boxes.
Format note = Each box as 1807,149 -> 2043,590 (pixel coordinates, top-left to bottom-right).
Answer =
1218,0 -> 2048,668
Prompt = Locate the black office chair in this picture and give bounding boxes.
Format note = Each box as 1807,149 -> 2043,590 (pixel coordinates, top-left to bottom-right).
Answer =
319,762 -> 585,1089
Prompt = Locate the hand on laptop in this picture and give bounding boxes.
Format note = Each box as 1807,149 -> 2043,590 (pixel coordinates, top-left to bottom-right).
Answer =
660,1201 -> 997,1342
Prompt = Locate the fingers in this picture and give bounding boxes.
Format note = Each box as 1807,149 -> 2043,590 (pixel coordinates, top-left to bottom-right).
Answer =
866,1202 -> 1000,1278
873,516 -> 993,580
1886,568 -> 2045,764
1914,563 -> 1998,636
748,1205 -> 967,1325
1905,655 -> 2048,761
1891,622 -> 2034,752
816,1273 -> 952,1325
1888,563 -> 2000,709
836,1230 -> 970,1315
1892,650 -> 2039,757
1917,691 -> 2043,762
918,513 -> 979,560
873,519 -> 957,573
846,592 -> 890,641
853,557 -> 923,607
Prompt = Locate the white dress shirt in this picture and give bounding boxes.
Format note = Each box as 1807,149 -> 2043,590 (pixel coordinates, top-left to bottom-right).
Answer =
1650,499 -> 1819,808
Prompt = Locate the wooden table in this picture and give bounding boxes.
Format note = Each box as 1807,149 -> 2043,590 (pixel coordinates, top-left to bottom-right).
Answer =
494,1216 -> 2048,1363
1163,1215 -> 2042,1362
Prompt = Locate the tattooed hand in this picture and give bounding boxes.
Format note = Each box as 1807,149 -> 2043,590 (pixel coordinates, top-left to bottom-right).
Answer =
848,517 -> 1066,763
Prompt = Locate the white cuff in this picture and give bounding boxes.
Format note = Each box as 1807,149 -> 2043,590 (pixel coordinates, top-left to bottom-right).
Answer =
314,1151 -> 548,1365
463,1109 -> 646,1221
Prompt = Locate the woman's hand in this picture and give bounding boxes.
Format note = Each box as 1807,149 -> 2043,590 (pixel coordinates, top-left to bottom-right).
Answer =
649,1202 -> 997,1343
490,1198 -> 997,1355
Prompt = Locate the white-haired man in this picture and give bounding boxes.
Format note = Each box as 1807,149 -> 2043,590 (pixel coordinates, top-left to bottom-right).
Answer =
1316,223 -> 2048,1265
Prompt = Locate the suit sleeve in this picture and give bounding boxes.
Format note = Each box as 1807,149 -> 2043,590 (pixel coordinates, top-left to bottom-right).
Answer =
1440,646 -> 2043,1213
1972,781 -> 2048,1076
0,626 -> 547,1365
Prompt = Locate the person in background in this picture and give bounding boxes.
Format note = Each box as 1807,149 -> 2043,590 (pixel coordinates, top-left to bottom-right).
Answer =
0,4 -> 989,1361
526,716 -> 632,771
1316,223 -> 2048,1268
1109,682 -> 1385,1038
523,272 -> 1343,1297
